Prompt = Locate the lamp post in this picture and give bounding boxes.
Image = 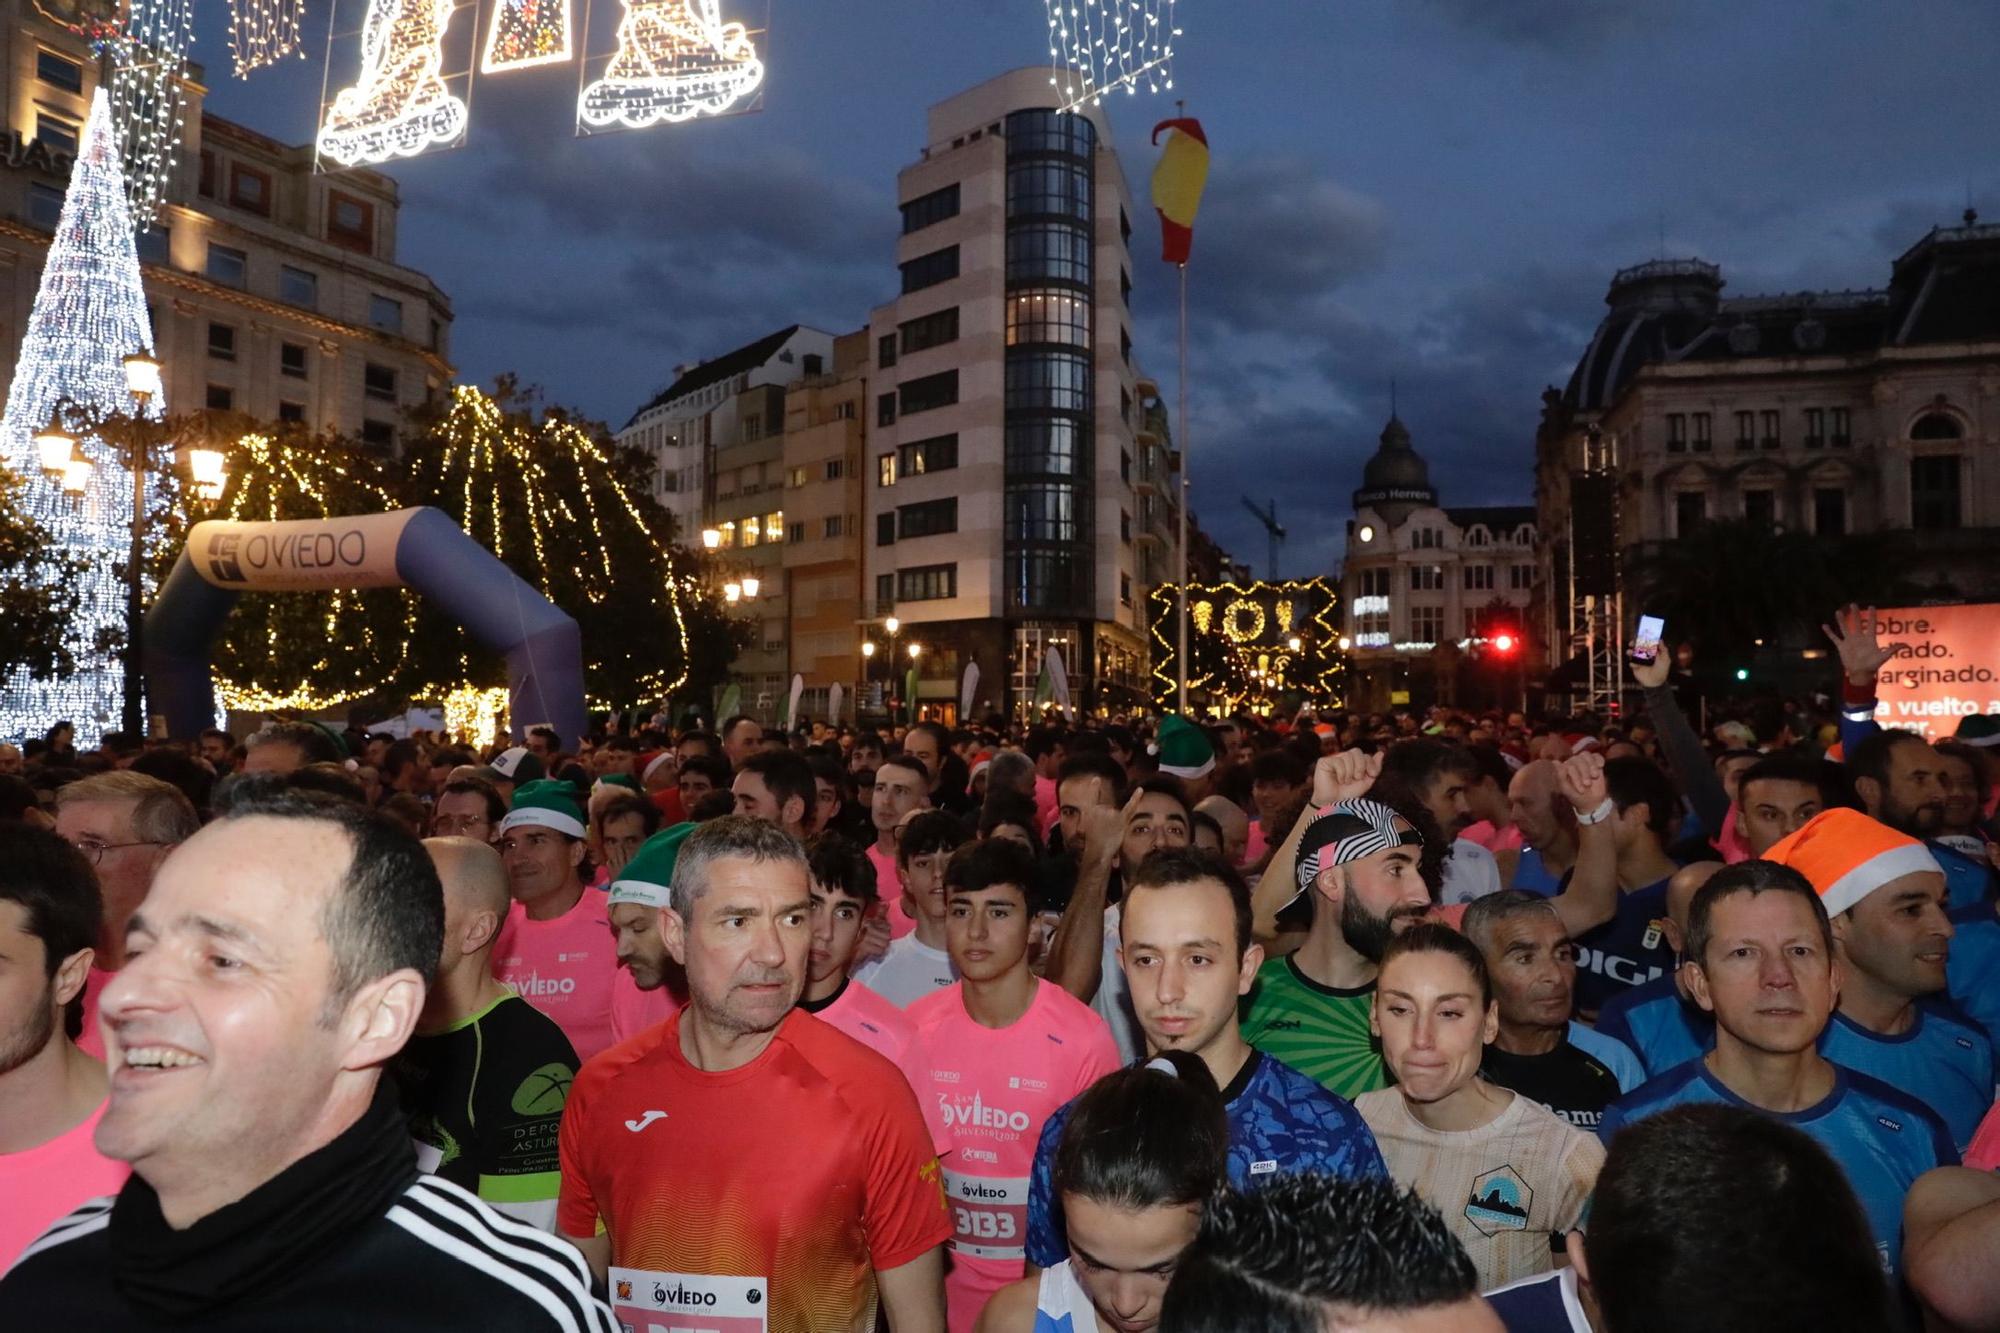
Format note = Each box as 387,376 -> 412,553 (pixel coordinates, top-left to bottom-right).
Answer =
906,640 -> 923,727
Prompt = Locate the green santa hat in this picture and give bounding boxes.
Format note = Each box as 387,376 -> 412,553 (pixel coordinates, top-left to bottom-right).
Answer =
1956,714 -> 2000,748
1153,714 -> 1215,780
592,774 -> 642,799
499,778 -> 587,838
607,823 -> 697,910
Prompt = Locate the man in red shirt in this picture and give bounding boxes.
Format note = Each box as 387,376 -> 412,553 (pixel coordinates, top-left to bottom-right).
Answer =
559,817 -> 950,1332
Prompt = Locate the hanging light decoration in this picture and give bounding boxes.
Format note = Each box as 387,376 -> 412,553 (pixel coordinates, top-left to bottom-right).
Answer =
227,0 -> 306,76
1043,0 -> 1181,113
107,0 -> 195,232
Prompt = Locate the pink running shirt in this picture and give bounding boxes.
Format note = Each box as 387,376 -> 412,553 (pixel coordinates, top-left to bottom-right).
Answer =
1966,1100 -> 2000,1171
607,965 -> 681,1047
0,1099 -> 129,1266
908,979 -> 1119,1333
813,978 -> 949,1153
491,888 -> 618,1063
868,841 -> 917,939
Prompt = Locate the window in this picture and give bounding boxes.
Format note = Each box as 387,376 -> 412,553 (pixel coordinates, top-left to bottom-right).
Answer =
1007,419 -> 1082,476
1005,351 -> 1088,412
1675,490 -> 1707,535
368,295 -> 403,335
1120,327 -> 1132,365
280,342 -> 309,379
1463,564 -> 1494,591
278,400 -> 305,424
360,420 -> 395,450
1006,290 -> 1089,347
878,333 -> 897,368
1006,108 -> 1096,157
27,183 -> 62,229
1357,569 -> 1392,597
1467,528 -> 1488,547
1814,488 -> 1847,537
877,513 -> 896,546
1410,606 -> 1445,644
199,150 -> 216,198
1120,387 -> 1132,425
131,224 -> 167,268
879,453 -> 897,486
899,308 -> 959,354
898,564 -> 957,602
802,354 -> 822,377
1510,564 -> 1533,590
876,573 -> 894,610
1410,565 -> 1444,592
1412,528 -> 1442,549
899,498 -> 958,539
1120,573 -> 1132,607
364,362 -> 397,402
1007,482 -> 1077,541
35,112 -> 79,155
207,322 -> 236,361
1831,407 -> 1851,448
1759,410 -> 1781,449
1120,449 -> 1132,482
205,243 -> 247,287
765,511 -> 784,542
899,245 -> 960,294
1734,410 -> 1755,451
822,516 -> 842,539
327,192 -> 375,254
899,370 -> 959,416
229,165 -> 270,216
280,265 -> 318,308
1912,455 -> 1962,530
1007,221 -> 1092,285
717,521 -> 736,548
1911,412 -> 1963,441
1692,412 -> 1712,452
1743,489 -> 1776,527
898,434 -> 958,476
1007,159 -> 1092,220
1666,413 -> 1687,453
1120,510 -> 1131,543
741,517 -> 760,547
877,392 -> 897,428
900,183 -> 960,234
36,50 -> 83,93
205,384 -> 233,411
1121,268 -> 1132,304
824,459 -> 844,480
1804,407 -> 1825,448
788,465 -> 807,488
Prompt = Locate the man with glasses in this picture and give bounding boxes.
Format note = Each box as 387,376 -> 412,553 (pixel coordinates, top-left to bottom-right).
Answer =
491,780 -> 617,1062
52,772 -> 199,1057
429,777 -> 506,844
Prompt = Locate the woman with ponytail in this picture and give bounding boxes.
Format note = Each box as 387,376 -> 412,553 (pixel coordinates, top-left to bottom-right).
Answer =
976,1049 -> 1228,1333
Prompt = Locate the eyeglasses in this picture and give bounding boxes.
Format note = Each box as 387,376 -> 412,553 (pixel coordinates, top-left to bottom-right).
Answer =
431,815 -> 493,835
65,836 -> 163,866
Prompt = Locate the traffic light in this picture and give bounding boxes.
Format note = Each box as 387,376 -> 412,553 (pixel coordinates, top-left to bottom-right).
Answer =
1492,632 -> 1517,655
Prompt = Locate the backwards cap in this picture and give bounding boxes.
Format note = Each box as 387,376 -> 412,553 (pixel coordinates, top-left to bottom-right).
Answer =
607,823 -> 697,910
1762,807 -> 1942,917
1291,798 -> 1423,905
499,778 -> 587,838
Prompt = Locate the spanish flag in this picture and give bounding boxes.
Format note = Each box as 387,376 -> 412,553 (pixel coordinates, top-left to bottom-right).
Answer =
1151,117 -> 1209,265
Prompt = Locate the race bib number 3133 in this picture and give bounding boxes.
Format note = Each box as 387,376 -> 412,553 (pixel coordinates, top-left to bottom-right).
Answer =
608,1267 -> 768,1333
942,1172 -> 1028,1262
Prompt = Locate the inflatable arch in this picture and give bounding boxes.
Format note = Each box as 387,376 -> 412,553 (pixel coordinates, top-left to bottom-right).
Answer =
143,507 -> 586,744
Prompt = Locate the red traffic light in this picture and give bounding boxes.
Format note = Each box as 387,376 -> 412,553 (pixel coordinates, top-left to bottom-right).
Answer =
1492,633 -> 1517,654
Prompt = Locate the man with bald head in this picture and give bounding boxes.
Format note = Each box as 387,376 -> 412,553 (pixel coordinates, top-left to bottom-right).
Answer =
1506,760 -> 1577,895
1195,795 -> 1249,868
1593,861 -> 1722,1078
397,837 -> 580,1229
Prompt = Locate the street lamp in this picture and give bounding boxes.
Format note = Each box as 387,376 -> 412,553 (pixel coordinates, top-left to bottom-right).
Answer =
860,640 -> 876,660
886,617 -> 900,636
701,527 -> 722,550
724,581 -> 741,603
122,350 -> 162,406
741,575 -> 760,600
908,641 -> 923,661
35,410 -> 75,476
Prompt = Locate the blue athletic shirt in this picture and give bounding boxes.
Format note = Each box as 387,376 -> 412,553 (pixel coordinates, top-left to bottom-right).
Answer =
1599,1059 -> 1957,1276
1022,1049 -> 1386,1268
1511,846 -> 1562,897
1571,876 -> 1676,1013
1947,906 -> 2000,1047
1592,973 -> 1713,1078
1928,841 -> 1995,914
1566,1019 -> 1645,1093
1818,1003 -> 1995,1153
1485,1267 -> 1589,1333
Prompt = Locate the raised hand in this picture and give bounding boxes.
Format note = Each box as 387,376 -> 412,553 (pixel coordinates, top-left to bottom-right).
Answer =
1076,786 -> 1141,867
1630,647 -> 1670,690
1821,603 -> 1903,688
1313,749 -> 1382,808
1558,751 -> 1608,814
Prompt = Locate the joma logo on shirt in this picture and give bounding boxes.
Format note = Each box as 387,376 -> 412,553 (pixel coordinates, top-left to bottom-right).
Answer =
937,1091 -> 1032,1133
514,973 -> 578,997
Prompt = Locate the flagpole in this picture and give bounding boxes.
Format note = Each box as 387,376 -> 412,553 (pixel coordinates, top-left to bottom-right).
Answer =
1175,256 -> 1190,719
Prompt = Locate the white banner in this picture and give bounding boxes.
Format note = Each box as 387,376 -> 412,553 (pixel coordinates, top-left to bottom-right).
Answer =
187,510 -> 421,591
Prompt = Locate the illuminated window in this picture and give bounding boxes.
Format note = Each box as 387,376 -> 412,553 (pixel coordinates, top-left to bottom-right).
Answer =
742,517 -> 760,547
719,521 -> 736,548
765,511 -> 783,542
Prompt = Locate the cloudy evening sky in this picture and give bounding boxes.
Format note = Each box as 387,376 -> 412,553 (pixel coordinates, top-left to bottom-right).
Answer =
190,0 -> 2000,574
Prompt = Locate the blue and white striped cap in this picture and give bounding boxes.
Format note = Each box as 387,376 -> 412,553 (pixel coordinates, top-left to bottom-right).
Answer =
1292,798 -> 1423,903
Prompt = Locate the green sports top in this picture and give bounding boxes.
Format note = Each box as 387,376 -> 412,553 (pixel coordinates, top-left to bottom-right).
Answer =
395,991 -> 580,1224
1239,954 -> 1390,1100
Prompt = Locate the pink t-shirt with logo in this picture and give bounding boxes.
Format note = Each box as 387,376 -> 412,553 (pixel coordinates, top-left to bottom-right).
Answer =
607,965 -> 682,1048
868,842 -> 916,939
0,1099 -> 129,1266
816,978 -> 948,1153
907,979 -> 1119,1333
492,887 -> 618,1064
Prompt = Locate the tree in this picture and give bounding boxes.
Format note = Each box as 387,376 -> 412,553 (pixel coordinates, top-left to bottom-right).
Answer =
0,464 -> 87,684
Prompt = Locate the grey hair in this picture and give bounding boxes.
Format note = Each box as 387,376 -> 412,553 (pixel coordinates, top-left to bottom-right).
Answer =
55,770 -> 200,845
986,750 -> 1036,792
669,815 -> 808,918
1459,888 -> 1564,955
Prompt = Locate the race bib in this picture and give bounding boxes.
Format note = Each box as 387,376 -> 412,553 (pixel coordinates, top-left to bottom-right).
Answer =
608,1267 -> 768,1333
942,1171 -> 1027,1261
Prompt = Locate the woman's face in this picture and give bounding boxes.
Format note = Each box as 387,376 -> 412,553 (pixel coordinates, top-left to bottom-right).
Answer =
1062,1194 -> 1202,1333
1371,949 -> 1497,1106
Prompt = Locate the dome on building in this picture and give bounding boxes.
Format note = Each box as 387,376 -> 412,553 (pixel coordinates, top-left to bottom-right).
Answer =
1353,414 -> 1438,526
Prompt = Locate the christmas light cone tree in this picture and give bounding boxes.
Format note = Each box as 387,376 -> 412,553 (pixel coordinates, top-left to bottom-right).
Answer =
0,90 -> 163,745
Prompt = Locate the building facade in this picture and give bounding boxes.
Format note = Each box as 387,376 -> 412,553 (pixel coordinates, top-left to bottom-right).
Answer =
780,330 -> 869,720
862,68 -> 1171,721
0,5 -> 453,444
1341,415 -> 1536,711
1538,219 -> 2000,672
614,324 -> 833,545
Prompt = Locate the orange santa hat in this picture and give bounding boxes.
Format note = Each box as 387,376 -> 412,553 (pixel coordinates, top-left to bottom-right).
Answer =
1762,808 -> 1943,917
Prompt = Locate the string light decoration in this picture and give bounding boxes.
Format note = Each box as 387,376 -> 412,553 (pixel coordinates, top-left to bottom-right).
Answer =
1148,578 -> 1344,714
578,0 -> 763,131
317,0 -> 468,167
443,684 -> 509,748
228,0 -> 306,76
0,93 -> 161,746
1044,0 -> 1180,113
107,0 -> 195,230
483,0 -> 572,71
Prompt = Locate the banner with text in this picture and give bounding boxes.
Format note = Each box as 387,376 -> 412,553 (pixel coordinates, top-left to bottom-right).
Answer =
186,511 -> 420,591
1871,604 -> 2000,737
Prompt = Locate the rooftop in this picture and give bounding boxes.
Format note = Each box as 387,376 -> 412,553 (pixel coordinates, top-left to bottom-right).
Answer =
627,324 -> 803,427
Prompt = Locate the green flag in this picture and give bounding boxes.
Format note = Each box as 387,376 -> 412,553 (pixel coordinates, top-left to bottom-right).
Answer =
717,683 -> 741,722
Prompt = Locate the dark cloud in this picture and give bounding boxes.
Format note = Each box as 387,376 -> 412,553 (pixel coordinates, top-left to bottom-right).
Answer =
1412,0 -> 1657,53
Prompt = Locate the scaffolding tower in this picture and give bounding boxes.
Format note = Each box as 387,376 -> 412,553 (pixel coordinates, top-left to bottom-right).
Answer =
1567,424 -> 1624,717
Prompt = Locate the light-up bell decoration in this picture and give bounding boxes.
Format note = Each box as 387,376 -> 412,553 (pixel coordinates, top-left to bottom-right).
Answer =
483,0 -> 572,71
579,0 -> 762,130
317,0 -> 467,166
